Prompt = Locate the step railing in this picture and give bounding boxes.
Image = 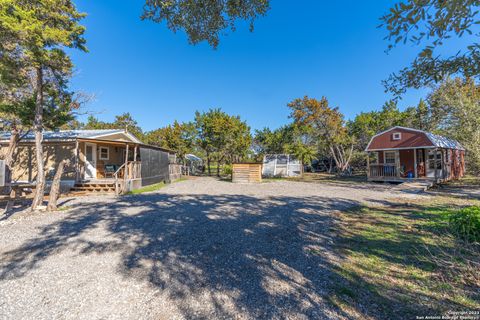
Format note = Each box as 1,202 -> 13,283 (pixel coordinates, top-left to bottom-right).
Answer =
114,161 -> 142,195
114,163 -> 127,195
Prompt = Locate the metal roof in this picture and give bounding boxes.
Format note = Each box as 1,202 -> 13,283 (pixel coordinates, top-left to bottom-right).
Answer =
365,126 -> 464,151
185,154 -> 203,162
0,129 -> 140,142
426,132 -> 465,150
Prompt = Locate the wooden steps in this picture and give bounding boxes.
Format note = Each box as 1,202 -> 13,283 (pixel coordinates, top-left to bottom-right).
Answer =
67,181 -> 116,196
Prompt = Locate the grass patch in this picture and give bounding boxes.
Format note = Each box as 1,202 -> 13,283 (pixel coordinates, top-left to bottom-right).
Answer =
444,175 -> 480,187
127,182 -> 166,195
330,197 -> 480,318
127,178 -> 188,195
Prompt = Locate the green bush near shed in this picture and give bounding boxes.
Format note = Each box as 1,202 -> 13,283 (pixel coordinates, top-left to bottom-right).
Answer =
449,206 -> 480,243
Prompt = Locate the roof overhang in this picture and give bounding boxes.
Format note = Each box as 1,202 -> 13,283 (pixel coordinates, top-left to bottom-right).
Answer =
87,131 -> 143,144
366,146 -> 436,152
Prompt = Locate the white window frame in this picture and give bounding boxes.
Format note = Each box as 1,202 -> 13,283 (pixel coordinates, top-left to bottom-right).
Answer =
99,146 -> 110,160
384,151 -> 396,165
392,132 -> 402,140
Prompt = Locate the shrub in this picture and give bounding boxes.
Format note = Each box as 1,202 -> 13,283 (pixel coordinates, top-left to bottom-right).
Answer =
448,206 -> 480,243
223,165 -> 232,176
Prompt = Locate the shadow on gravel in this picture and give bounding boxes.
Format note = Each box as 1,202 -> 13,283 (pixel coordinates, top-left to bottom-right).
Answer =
0,193 -> 359,318
1,192 -> 460,319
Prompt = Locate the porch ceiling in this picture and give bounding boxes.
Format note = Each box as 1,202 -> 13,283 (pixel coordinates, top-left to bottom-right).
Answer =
77,138 -> 139,146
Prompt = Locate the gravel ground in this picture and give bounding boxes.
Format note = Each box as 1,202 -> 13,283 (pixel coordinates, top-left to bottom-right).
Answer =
0,177 -> 423,320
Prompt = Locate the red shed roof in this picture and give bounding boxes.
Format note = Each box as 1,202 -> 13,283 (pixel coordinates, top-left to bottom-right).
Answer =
365,126 -> 464,151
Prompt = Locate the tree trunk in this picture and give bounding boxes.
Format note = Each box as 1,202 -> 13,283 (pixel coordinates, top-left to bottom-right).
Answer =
207,152 -> 211,176
216,157 -> 224,177
47,159 -> 69,212
31,67 -> 46,211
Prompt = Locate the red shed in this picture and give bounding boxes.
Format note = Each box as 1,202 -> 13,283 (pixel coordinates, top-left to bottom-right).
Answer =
365,126 -> 465,183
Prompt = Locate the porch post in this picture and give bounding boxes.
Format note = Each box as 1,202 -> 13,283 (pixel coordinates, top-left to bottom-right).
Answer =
442,149 -> 447,180
434,148 -> 439,182
74,140 -> 79,182
366,152 -> 370,179
133,144 -> 138,162
413,149 -> 418,178
124,143 -> 129,183
395,150 -> 401,178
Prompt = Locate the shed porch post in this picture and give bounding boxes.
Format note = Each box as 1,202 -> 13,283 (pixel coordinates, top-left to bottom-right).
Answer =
395,150 -> 401,178
366,152 -> 370,179
434,148 -> 439,182
413,149 -> 418,178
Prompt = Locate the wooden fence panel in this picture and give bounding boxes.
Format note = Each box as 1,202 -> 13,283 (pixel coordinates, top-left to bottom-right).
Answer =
232,163 -> 262,183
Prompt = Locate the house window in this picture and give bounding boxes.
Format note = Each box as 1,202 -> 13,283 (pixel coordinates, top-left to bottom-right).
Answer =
369,152 -> 379,164
384,151 -> 396,164
99,147 -> 109,160
392,132 -> 402,140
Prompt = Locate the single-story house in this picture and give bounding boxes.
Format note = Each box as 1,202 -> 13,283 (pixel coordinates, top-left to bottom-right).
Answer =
365,126 -> 465,183
0,129 -> 178,194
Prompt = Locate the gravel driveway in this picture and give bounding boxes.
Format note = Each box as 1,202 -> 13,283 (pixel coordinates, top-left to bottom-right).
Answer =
0,178 -> 422,320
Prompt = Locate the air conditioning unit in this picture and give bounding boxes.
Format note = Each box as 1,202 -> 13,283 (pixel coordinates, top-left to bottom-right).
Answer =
0,160 -> 5,187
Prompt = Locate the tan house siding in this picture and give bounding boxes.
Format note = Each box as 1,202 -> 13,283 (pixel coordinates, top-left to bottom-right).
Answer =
2,142 -> 76,182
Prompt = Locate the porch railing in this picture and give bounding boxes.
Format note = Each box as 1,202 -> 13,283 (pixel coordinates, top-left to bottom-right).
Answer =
114,161 -> 142,195
127,161 -> 142,180
368,164 -> 398,178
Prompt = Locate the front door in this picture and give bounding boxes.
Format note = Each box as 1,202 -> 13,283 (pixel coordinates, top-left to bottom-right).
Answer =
426,149 -> 442,178
85,143 -> 97,179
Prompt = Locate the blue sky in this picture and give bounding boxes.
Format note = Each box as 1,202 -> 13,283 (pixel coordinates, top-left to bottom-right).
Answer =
71,0 -> 431,132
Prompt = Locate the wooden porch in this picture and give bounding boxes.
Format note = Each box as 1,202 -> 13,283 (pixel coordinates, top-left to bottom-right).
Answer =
74,138 -> 141,181
367,148 -> 449,183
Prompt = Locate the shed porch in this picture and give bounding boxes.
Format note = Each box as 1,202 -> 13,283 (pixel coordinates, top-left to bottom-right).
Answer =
367,147 -> 463,183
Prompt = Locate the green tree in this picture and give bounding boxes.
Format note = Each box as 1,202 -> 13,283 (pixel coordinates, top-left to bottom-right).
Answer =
112,113 -> 144,140
348,100 -> 422,151
253,124 -> 295,155
402,99 -> 430,131
222,115 -> 252,167
195,109 -> 226,175
381,0 -> 480,95
0,0 -> 87,210
284,127 -> 317,172
194,108 -> 251,176
142,0 -> 270,48
288,96 -> 354,174
427,78 -> 480,173
84,113 -> 144,140
144,121 -> 196,163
